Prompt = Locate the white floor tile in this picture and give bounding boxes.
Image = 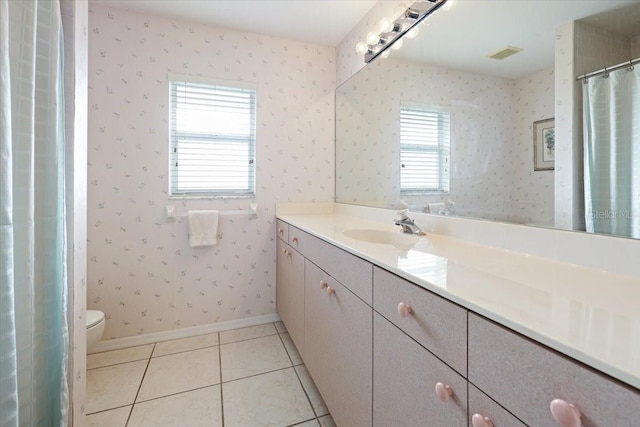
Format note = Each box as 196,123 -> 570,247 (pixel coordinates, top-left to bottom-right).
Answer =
153,332 -> 219,357
318,415 -> 337,427
221,335 -> 291,382
137,346 -> 220,401
219,323 -> 277,344
281,333 -> 303,365
222,368 -> 314,427
85,324 -> 334,426
86,360 -> 147,414
295,365 -> 328,417
87,344 -> 154,369
128,385 -> 222,427
86,406 -> 131,427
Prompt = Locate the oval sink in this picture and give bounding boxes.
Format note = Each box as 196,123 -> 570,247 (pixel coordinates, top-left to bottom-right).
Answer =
342,228 -> 420,249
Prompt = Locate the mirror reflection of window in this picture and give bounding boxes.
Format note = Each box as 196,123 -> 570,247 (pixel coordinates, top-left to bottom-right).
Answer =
399,107 -> 450,194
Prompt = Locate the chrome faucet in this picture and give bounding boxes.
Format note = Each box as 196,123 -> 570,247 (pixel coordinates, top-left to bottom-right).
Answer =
394,210 -> 425,235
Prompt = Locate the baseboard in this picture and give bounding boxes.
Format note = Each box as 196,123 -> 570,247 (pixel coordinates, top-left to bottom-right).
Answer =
90,313 -> 282,354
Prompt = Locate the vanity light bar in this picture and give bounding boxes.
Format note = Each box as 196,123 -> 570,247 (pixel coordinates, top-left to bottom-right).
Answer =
364,0 -> 448,63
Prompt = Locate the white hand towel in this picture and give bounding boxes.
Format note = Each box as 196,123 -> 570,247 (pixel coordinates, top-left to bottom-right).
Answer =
188,210 -> 219,247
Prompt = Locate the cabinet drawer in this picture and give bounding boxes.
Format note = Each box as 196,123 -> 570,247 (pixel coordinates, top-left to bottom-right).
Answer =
290,226 -> 373,305
373,313 -> 467,427
469,313 -> 640,427
276,219 -> 289,242
373,267 -> 467,375
468,384 -> 526,427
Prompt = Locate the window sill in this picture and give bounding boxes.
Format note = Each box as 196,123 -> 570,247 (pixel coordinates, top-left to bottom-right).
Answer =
168,194 -> 255,201
400,191 -> 450,196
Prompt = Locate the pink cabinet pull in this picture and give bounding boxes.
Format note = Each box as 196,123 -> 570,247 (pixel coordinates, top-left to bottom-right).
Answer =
550,399 -> 581,427
278,228 -> 284,235
435,382 -> 453,402
282,249 -> 288,255
471,414 -> 493,427
320,280 -> 328,289
397,302 -> 413,317
326,286 -> 335,296
292,236 -> 298,243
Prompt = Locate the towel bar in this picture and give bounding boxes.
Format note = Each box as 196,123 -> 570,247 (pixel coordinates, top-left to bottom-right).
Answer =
165,204 -> 257,220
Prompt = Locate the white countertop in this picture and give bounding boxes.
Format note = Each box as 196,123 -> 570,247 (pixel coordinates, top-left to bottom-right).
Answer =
277,212 -> 640,390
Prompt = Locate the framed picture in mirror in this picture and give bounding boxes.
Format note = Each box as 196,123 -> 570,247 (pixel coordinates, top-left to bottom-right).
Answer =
533,118 -> 555,171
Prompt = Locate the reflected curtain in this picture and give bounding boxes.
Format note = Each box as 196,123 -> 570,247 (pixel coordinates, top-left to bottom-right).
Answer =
583,64 -> 640,238
0,0 -> 70,426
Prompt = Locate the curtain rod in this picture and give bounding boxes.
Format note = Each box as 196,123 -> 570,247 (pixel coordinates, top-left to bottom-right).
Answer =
576,57 -> 639,81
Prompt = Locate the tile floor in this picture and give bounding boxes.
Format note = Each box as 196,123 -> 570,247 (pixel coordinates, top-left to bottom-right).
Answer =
86,322 -> 336,427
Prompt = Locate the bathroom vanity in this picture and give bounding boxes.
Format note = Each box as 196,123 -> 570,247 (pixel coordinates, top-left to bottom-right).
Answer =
275,207 -> 640,427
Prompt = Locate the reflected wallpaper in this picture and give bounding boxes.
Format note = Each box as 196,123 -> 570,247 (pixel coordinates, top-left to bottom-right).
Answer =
336,58 -> 554,225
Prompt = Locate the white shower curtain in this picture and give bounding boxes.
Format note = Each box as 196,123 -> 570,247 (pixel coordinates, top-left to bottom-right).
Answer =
583,64 -> 640,238
0,1 -> 70,425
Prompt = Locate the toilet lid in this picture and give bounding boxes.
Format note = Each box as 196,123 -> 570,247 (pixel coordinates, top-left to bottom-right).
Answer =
87,310 -> 105,328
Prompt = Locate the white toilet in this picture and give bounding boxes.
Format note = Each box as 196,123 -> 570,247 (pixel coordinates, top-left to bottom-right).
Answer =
86,310 -> 106,353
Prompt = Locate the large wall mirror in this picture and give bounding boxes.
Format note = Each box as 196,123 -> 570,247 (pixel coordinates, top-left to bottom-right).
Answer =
336,0 -> 640,238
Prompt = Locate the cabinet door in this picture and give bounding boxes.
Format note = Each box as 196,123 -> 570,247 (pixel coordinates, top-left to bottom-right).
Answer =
305,260 -> 373,427
373,313 -> 467,427
276,239 -> 305,356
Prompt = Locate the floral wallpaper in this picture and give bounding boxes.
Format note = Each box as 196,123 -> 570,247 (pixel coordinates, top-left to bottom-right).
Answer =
554,21 -> 577,230
336,56 -> 555,225
510,67 -> 555,225
88,5 -> 335,339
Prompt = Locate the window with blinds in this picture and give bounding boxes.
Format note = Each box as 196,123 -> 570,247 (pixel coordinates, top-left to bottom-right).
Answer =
400,107 -> 450,194
169,75 -> 256,197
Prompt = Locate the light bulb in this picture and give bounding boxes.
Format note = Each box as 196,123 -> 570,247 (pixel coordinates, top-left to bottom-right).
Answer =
406,27 -> 419,39
380,50 -> 390,59
366,32 -> 379,45
379,18 -> 393,33
391,38 -> 403,50
355,42 -> 368,55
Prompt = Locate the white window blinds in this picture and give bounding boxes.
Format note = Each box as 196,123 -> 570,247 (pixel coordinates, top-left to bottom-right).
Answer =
400,108 -> 450,193
169,75 -> 256,196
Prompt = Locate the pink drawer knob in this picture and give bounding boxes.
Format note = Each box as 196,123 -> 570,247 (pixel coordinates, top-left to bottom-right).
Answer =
471,414 -> 493,427
320,280 -> 328,289
397,302 -> 413,317
550,399 -> 581,427
292,236 -> 298,243
278,228 -> 284,235
282,249 -> 288,255
326,286 -> 335,296
435,382 -> 453,402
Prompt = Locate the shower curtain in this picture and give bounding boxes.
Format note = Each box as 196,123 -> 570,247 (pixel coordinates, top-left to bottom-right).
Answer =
0,0 -> 70,425
583,64 -> 640,238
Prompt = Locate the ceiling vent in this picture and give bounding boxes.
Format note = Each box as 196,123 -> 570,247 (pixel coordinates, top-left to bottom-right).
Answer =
488,45 -> 523,60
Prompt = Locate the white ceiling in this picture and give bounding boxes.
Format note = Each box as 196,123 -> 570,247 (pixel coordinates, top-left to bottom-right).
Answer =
392,0 -> 640,79
90,0 -> 378,46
